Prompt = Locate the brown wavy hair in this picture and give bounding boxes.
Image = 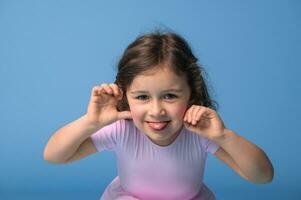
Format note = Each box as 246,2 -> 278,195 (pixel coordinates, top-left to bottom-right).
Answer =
115,31 -> 218,111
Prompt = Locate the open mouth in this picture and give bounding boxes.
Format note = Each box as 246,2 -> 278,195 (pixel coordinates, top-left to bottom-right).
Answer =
146,121 -> 171,131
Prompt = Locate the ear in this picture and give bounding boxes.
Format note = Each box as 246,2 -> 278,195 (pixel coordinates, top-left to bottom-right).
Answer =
117,94 -> 130,112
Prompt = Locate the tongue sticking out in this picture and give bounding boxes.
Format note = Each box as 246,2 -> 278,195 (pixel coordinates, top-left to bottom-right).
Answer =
147,121 -> 169,131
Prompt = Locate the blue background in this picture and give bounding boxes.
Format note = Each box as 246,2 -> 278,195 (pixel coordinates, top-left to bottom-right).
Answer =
1,0 -> 300,199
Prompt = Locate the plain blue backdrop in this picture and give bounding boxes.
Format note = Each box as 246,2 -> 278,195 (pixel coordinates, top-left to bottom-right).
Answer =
0,0 -> 300,199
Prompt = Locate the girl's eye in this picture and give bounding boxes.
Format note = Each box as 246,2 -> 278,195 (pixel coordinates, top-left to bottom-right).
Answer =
136,95 -> 149,100
164,94 -> 178,100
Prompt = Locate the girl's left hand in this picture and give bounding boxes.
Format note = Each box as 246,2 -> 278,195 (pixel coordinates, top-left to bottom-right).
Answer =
183,105 -> 226,140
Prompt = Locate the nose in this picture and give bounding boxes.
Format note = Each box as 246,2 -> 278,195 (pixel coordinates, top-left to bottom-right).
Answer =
149,99 -> 166,117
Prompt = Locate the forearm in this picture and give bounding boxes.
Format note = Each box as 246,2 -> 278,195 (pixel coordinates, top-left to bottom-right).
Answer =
43,115 -> 102,164
213,128 -> 274,183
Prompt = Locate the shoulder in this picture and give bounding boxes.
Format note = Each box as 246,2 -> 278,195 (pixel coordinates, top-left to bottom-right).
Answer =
90,119 -> 138,152
182,127 -> 207,144
182,127 -> 220,154
90,119 -> 135,142
117,119 -> 137,134
111,119 -> 140,142
94,119 -> 135,134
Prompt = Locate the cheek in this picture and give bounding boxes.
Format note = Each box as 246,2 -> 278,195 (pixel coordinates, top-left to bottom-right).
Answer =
128,105 -> 144,121
170,104 -> 188,118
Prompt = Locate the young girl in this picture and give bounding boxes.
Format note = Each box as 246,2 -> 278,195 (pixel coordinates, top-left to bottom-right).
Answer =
44,32 -> 274,200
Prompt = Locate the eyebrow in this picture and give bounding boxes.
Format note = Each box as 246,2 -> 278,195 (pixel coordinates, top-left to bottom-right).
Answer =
130,89 -> 183,94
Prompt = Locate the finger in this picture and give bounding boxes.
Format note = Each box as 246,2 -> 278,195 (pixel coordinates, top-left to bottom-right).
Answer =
191,106 -> 203,125
183,107 -> 191,122
193,106 -> 208,125
188,105 -> 198,124
184,106 -> 194,124
110,83 -> 121,97
183,121 -> 195,131
101,83 -> 114,95
117,87 -> 124,100
90,86 -> 107,105
183,121 -> 190,129
117,111 -> 132,120
92,85 -> 103,96
195,108 -> 207,123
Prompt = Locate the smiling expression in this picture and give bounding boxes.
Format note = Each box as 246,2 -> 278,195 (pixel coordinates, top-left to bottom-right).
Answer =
126,65 -> 191,146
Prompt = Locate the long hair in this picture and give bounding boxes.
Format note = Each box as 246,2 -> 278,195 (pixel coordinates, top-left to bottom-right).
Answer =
115,31 -> 218,111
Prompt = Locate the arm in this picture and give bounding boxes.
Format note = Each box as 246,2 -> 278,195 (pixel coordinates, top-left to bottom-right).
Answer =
213,129 -> 274,183
213,147 -> 249,181
43,115 -> 100,164
43,83 -> 131,164
183,105 -> 274,184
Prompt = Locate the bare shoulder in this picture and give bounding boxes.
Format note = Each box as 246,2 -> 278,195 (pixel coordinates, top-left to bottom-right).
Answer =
66,137 -> 98,163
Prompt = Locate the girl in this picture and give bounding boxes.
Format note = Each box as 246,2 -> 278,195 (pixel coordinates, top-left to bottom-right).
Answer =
44,32 -> 274,200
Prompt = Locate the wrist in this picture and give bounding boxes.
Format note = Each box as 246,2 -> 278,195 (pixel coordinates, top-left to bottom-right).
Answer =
81,115 -> 103,133
211,128 -> 238,145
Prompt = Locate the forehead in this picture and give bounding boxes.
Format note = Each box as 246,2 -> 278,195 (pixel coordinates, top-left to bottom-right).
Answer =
127,66 -> 189,91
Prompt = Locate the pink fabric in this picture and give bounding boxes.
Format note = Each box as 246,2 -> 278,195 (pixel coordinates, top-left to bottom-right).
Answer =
91,119 -> 219,200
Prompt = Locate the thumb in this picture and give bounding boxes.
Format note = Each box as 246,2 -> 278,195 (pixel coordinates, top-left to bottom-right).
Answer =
183,121 -> 191,129
183,121 -> 197,132
117,111 -> 132,120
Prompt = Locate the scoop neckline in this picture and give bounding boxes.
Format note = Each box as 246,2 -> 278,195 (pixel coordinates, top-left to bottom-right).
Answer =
140,125 -> 185,149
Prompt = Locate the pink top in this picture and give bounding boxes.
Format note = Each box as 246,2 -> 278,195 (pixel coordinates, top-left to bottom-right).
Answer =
91,119 -> 220,200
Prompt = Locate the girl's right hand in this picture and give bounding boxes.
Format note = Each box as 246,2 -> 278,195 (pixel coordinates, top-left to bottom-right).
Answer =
86,83 -> 132,127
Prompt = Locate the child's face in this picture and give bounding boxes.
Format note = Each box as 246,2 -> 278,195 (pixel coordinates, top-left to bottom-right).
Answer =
126,65 -> 191,146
